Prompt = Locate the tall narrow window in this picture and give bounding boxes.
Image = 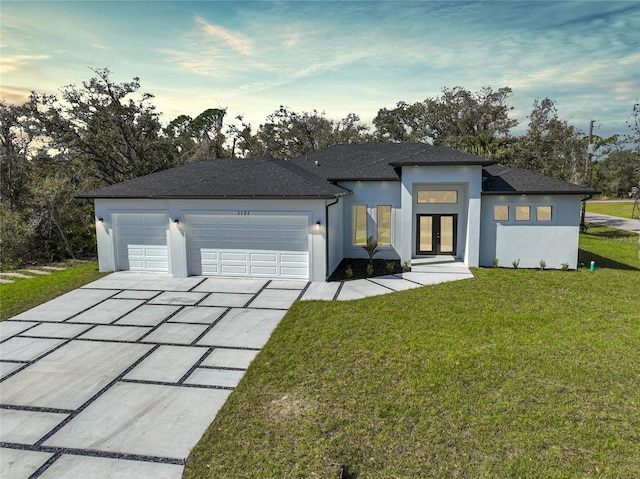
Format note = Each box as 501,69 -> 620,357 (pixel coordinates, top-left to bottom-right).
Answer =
493,205 -> 509,221
536,206 -> 552,221
352,205 -> 367,245
377,205 -> 391,246
515,206 -> 530,221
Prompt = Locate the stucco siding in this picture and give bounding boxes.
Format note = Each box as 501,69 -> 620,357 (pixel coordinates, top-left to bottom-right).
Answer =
480,195 -> 582,269
94,198 -> 328,281
399,165 -> 483,267
337,181 -> 402,261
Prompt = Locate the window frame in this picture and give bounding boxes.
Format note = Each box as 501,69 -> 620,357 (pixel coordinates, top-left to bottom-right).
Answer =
536,205 -> 552,221
417,190 -> 458,204
493,205 -> 509,221
352,204 -> 367,246
377,205 -> 392,246
515,206 -> 531,221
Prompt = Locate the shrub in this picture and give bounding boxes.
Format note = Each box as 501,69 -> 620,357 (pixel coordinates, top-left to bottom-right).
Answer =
492,257 -> 499,268
561,262 -> 569,271
539,259 -> 546,270
386,262 -> 395,273
345,266 -> 353,278
402,261 -> 410,272
361,235 -> 379,264
512,259 -> 520,269
366,263 -> 374,276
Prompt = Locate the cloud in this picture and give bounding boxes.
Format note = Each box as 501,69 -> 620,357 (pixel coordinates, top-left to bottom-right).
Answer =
0,85 -> 32,104
194,16 -> 254,55
0,54 -> 50,74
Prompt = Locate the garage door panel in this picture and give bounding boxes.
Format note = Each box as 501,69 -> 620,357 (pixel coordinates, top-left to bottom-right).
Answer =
250,252 -> 278,263
187,214 -> 309,279
221,265 -> 248,275
115,214 -> 169,273
281,266 -> 308,276
221,252 -> 248,262
250,266 -> 278,275
280,253 -> 307,264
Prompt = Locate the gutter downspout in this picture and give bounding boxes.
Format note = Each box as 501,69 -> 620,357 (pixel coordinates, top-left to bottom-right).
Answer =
580,194 -> 593,233
325,197 -> 340,281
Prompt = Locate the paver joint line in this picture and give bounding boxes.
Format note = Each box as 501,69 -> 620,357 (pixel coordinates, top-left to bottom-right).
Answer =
1,268 -> 472,477
0,404 -> 75,415
33,344 -> 161,448
0,441 -> 185,465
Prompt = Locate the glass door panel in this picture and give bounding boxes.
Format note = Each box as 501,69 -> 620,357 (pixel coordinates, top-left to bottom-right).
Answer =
419,216 -> 433,253
439,216 -> 454,253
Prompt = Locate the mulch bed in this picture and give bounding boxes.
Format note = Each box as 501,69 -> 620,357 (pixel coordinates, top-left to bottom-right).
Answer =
328,258 -> 405,281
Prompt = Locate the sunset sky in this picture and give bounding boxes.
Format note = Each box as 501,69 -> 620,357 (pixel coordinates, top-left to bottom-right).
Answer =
2,1 -> 639,138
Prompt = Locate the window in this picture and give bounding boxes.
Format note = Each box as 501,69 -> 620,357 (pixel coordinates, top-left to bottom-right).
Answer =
352,205 -> 367,245
417,190 -> 458,204
377,205 -> 391,246
493,205 -> 509,221
515,206 -> 530,221
536,206 -> 552,221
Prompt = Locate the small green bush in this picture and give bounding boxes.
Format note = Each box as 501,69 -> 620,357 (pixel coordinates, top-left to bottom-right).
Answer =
512,259 -> 520,269
385,262 -> 395,273
539,259 -> 546,270
402,261 -> 410,272
366,263 -> 374,276
561,263 -> 569,271
345,265 -> 353,278
492,257 -> 499,268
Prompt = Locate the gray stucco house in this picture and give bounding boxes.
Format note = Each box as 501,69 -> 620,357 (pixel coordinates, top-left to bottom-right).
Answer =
78,143 -> 596,281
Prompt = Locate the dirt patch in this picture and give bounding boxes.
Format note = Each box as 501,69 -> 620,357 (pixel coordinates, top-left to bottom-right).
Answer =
328,258 -> 405,281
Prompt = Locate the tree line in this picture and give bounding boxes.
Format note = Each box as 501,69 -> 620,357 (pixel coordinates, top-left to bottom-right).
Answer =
1,68 -> 638,267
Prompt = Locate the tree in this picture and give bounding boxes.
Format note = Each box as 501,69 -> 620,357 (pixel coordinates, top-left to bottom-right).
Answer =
373,87 -> 518,151
506,98 -> 588,184
253,107 -> 369,159
35,67 -> 177,185
189,108 -> 227,159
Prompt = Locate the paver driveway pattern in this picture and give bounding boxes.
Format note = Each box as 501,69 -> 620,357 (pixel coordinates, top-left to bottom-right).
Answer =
0,273 -> 304,478
0,263 -> 473,477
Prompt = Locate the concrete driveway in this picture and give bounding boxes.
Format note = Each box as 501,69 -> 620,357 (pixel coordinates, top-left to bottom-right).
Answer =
0,272 -> 309,478
0,263 -> 473,478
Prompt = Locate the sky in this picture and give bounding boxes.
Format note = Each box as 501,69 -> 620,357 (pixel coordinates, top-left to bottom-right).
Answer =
1,0 -> 639,139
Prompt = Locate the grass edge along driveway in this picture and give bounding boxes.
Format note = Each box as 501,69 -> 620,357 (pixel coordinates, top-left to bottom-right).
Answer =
185,226 -> 640,478
0,261 -> 107,320
586,201 -> 635,219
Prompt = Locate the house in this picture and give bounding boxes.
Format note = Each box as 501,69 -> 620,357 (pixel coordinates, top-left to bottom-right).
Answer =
78,143 -> 597,281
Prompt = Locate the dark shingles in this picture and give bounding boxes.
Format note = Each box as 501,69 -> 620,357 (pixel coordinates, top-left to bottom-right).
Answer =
77,157 -> 348,199
289,143 -> 495,181
482,165 -> 598,195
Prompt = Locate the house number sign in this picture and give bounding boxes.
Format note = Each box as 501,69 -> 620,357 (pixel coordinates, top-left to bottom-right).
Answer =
237,210 -> 250,215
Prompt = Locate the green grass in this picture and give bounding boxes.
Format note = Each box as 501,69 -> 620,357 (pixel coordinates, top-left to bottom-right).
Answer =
586,201 -> 635,219
0,261 -> 108,320
185,227 -> 640,478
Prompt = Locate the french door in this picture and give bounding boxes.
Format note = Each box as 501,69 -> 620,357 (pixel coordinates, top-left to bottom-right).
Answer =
417,214 -> 457,255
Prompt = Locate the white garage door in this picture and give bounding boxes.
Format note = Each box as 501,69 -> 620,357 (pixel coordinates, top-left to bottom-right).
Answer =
114,213 -> 169,272
188,214 -> 309,278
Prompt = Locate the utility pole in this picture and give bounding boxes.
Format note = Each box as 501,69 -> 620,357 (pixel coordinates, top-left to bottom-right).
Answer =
580,120 -> 596,233
585,119 -> 595,186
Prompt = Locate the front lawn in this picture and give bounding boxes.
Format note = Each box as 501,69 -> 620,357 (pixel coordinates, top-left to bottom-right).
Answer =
586,201 -> 635,219
185,227 -> 640,478
0,261 -> 108,320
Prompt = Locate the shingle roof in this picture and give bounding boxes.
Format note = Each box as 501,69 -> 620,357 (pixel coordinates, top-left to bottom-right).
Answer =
77,157 -> 349,199
482,165 -> 598,195
289,142 -> 495,181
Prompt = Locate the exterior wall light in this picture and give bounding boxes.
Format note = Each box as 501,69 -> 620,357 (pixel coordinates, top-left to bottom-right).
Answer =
316,221 -> 321,227
98,218 -> 104,223
174,219 -> 180,224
